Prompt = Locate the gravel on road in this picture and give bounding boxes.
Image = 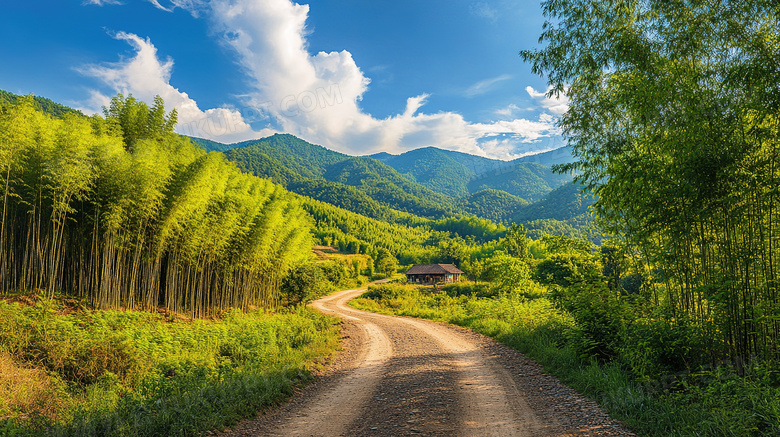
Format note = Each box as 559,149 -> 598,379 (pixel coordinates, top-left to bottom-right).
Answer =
218,286 -> 637,437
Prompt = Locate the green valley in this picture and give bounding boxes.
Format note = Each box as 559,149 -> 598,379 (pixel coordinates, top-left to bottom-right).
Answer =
4,2 -> 780,430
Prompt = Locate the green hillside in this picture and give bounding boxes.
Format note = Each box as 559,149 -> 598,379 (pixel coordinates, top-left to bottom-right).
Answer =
226,133 -> 351,179
458,189 -> 529,223
0,86 -> 584,235
189,136 -> 235,152
513,145 -> 574,167
289,178 -> 400,222
467,162 -> 572,200
512,181 -> 594,223
371,147 -> 476,197
0,89 -> 83,118
322,157 -> 457,217
205,133 -> 588,232
511,181 -> 596,240
372,145 -> 573,201
223,135 -> 457,219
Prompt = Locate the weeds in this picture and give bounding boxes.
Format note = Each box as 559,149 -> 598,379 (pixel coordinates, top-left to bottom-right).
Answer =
0,297 -> 340,436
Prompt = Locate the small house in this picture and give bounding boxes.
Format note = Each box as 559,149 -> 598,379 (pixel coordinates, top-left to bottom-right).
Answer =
405,264 -> 464,284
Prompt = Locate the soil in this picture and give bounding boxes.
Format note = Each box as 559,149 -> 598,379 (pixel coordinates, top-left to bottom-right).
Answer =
218,285 -> 637,436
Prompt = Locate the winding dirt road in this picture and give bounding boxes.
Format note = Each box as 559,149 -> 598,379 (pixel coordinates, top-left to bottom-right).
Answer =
223,285 -> 636,436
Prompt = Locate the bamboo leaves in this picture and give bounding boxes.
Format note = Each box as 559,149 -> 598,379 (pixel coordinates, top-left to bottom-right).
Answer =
523,0 -> 780,362
0,95 -> 313,315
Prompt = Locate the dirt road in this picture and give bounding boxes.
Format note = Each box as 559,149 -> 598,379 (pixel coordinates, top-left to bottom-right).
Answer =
224,286 -> 636,436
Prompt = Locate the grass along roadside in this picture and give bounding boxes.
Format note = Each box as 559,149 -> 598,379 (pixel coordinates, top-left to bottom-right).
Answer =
0,293 -> 341,436
350,282 -> 780,436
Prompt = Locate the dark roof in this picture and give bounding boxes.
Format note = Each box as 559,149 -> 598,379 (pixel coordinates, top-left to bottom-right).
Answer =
405,264 -> 464,275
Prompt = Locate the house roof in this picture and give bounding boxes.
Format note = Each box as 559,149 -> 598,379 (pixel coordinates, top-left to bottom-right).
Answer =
405,264 -> 464,275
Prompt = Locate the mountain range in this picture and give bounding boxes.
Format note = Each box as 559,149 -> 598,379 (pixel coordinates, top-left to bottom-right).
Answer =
3,89 -> 594,240
189,133 -> 593,235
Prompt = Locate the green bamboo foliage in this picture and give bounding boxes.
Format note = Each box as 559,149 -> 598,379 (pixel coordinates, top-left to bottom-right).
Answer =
0,95 -> 313,316
523,0 -> 780,363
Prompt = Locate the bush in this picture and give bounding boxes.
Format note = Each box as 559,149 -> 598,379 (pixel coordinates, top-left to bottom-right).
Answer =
619,314 -> 714,381
281,263 -> 332,306
534,252 -> 601,287
558,280 -> 629,361
0,298 -> 340,435
441,283 -> 496,298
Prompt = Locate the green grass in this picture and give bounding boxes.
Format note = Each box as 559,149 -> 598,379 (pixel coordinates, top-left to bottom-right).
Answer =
351,282 -> 780,436
0,294 -> 341,436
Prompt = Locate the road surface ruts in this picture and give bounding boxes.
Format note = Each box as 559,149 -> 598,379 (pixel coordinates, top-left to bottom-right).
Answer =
221,285 -> 636,436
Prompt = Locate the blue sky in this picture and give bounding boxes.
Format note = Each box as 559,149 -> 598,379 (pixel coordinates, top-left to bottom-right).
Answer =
0,0 -> 567,159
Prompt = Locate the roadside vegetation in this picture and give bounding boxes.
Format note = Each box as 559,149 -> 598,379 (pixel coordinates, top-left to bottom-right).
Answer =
0,96 -> 357,435
0,293 -> 339,436
353,239 -> 780,435
2,1 -> 779,434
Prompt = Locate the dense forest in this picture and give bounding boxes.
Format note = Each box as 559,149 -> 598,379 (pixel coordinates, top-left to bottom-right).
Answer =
0,90 -> 584,318
523,0 -> 780,365
0,95 -> 312,317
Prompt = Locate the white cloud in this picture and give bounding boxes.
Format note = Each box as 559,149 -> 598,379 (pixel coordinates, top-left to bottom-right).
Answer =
81,0 -> 563,159
464,74 -> 512,97
202,0 -> 558,158
495,103 -> 521,118
526,85 -> 570,116
469,2 -> 499,23
79,32 -> 268,143
83,0 -> 123,5
146,0 -> 207,16
85,0 -> 207,17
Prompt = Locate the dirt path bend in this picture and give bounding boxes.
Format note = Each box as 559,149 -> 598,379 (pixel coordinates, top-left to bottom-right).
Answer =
223,285 -> 636,437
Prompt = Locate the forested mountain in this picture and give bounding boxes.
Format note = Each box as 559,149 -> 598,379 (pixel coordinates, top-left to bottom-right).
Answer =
512,181 -> 594,223
223,134 -> 458,218
513,145 -> 574,167
322,157 -> 458,217
226,134 -> 351,179
289,179 -> 400,222
466,161 -> 572,201
457,189 -> 528,223
201,132 -> 588,230
0,89 -> 594,257
512,182 -> 596,240
371,145 -> 574,200
189,136 -> 234,152
369,147 -> 477,198
298,196 -> 437,265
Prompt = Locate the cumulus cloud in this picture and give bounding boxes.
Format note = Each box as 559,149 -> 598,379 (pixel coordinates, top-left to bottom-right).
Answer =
79,32 -> 268,143
526,85 -> 570,116
202,0 -> 559,158
495,103 -> 521,118
81,0 -> 563,159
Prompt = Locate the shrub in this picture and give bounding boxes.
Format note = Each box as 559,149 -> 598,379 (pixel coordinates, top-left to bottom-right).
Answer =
619,314 -> 714,381
0,297 -> 340,435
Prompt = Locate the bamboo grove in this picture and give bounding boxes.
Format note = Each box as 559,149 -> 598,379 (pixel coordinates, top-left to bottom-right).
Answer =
0,95 -> 312,317
523,0 -> 780,363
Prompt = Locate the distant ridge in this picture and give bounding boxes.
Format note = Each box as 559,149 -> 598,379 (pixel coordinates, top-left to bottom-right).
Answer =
368,145 -> 574,201
222,134 -> 459,219
513,146 -> 574,167
0,89 -> 83,118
